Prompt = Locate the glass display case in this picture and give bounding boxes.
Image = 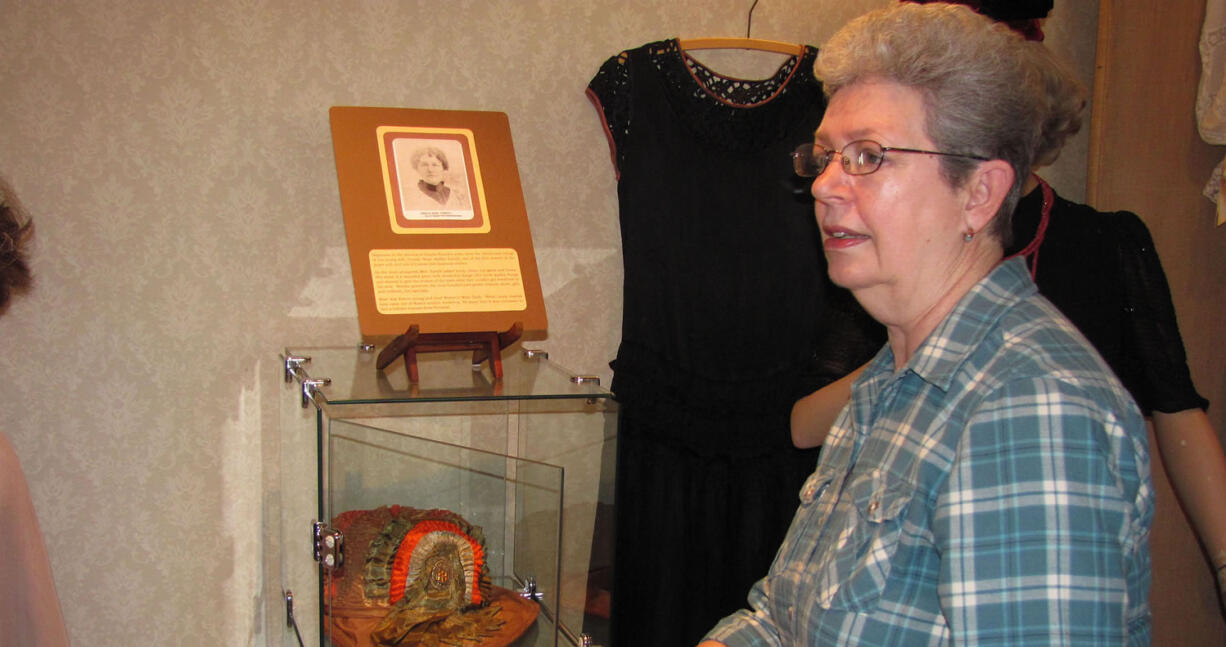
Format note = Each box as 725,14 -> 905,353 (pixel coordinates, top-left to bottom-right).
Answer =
274,345 -> 617,647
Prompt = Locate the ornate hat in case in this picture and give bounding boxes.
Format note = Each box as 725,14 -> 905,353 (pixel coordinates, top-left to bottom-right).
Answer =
324,505 -> 538,647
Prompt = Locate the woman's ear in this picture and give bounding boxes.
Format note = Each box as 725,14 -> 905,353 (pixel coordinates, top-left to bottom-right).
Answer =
963,160 -> 1015,233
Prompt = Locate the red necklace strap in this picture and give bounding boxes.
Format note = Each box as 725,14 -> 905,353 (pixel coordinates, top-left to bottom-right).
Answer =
1006,175 -> 1053,280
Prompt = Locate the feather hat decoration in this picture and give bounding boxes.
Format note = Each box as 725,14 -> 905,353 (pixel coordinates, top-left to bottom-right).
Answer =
324,505 -> 538,647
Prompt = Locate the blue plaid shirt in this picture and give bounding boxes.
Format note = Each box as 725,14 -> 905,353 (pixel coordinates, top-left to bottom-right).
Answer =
707,259 -> 1153,647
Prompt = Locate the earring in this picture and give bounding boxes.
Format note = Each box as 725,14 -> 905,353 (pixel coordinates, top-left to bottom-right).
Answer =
963,231 -> 975,242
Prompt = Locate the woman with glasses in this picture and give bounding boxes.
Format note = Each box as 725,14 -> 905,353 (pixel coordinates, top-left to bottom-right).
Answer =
700,4 -> 1152,646
789,0 -> 1226,619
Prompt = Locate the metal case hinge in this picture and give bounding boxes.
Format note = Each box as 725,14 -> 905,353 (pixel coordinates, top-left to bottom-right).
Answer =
313,521 -> 344,570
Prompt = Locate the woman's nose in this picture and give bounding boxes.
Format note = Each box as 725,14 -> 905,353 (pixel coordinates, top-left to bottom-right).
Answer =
810,162 -> 842,201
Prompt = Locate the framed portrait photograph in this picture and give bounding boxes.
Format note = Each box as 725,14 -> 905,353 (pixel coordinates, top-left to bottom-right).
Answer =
329,107 -> 546,338
379,127 -> 490,234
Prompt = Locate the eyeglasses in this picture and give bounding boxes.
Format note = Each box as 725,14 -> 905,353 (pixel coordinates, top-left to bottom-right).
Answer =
791,139 -> 989,177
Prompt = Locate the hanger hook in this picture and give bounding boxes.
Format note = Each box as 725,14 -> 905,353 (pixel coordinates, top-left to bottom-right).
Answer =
746,0 -> 760,38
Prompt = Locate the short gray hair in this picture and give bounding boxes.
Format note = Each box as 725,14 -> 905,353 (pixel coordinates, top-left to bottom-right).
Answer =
815,3 -> 1068,244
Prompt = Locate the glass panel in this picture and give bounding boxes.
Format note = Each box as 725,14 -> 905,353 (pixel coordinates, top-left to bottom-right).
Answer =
516,400 -> 617,645
283,346 -> 610,405
275,346 -> 617,647
323,419 -> 563,647
274,376 -> 326,647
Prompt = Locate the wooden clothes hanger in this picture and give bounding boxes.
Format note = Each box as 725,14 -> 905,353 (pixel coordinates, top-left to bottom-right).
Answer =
677,36 -> 805,55
678,0 -> 805,56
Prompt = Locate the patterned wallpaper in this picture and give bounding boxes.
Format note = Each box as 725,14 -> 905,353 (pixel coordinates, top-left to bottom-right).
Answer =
0,1 -> 1097,644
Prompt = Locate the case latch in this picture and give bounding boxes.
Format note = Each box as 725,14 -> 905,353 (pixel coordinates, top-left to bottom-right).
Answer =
313,521 -> 344,570
518,575 -> 543,602
283,354 -> 310,383
301,377 -> 331,408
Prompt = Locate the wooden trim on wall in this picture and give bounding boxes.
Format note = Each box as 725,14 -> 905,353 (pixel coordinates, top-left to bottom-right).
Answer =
1085,0 -> 1112,204
1086,1 -> 1226,644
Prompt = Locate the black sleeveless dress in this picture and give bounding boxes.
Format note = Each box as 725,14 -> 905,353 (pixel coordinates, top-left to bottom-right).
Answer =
587,40 -> 884,646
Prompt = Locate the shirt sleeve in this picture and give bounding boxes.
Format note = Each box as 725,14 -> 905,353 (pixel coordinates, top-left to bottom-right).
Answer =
702,576 -> 785,647
933,376 -> 1149,646
1111,210 -> 1209,413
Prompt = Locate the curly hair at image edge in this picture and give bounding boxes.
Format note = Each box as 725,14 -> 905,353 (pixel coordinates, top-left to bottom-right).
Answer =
0,178 -> 34,313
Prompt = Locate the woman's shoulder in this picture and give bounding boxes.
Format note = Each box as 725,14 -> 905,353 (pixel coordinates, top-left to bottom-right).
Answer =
1,431 -> 29,507
1032,193 -> 1160,288
986,294 -> 1117,381
1048,194 -> 1154,246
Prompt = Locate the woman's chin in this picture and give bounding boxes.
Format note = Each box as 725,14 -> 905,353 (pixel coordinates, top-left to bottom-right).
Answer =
826,264 -> 874,292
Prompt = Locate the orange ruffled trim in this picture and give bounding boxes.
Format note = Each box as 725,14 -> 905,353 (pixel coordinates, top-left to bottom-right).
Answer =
387,520 -> 486,605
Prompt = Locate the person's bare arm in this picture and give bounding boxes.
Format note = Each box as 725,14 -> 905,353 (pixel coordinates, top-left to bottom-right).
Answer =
790,364 -> 866,448
1151,408 -> 1226,612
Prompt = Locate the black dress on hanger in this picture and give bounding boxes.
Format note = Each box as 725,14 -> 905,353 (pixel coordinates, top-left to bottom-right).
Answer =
588,39 -> 883,646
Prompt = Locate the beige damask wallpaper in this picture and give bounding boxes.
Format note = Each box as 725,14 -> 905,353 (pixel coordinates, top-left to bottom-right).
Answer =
0,1 -> 1168,645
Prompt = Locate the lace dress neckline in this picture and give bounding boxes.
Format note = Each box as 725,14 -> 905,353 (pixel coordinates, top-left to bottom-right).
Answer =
645,38 -> 821,152
668,38 -> 807,108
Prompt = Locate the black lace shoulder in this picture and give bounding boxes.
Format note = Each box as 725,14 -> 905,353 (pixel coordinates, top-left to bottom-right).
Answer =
587,49 -> 634,173
587,39 -> 822,171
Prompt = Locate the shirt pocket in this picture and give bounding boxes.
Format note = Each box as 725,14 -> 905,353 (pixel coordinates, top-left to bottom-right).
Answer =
810,471 -> 915,612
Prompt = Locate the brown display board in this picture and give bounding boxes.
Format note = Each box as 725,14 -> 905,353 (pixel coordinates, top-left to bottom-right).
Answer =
330,106 -> 547,339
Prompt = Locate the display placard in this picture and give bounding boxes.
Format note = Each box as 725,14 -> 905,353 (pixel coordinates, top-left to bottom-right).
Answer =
330,107 -> 547,338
